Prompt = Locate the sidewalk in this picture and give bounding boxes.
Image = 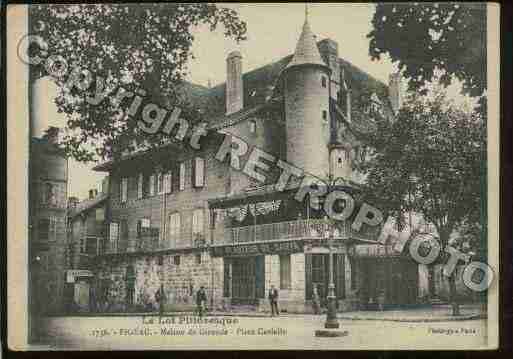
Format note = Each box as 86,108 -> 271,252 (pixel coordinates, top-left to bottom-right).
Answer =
56,304 -> 485,322
338,304 -> 486,322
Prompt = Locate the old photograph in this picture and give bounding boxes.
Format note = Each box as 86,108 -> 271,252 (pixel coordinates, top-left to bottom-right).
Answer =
6,2 -> 499,350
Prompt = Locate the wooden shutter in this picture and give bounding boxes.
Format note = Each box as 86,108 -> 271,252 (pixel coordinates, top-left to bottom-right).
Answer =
137,174 -> 143,199
164,172 -> 172,193
305,254 -> 312,300
179,162 -> 185,190
193,157 -> 205,188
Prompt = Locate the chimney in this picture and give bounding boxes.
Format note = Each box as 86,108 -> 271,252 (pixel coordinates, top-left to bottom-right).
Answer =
341,68 -> 351,122
46,126 -> 59,145
389,72 -> 403,114
226,51 -> 243,115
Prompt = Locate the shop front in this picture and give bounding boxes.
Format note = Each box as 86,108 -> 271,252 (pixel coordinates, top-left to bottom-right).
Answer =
351,243 -> 419,310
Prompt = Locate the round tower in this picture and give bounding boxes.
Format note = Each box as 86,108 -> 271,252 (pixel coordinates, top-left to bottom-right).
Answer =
282,18 -> 331,178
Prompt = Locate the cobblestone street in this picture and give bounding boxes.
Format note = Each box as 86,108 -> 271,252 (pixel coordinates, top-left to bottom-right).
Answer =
34,314 -> 490,350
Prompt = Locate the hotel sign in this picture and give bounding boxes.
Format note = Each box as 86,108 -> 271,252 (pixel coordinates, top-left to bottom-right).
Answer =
212,240 -> 304,257
353,244 -> 401,257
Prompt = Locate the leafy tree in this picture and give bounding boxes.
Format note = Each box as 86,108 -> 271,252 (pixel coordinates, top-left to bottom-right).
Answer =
30,4 -> 247,161
368,3 -> 486,98
356,89 -> 486,315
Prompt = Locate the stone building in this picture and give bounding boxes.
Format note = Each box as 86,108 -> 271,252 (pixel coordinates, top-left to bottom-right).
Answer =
66,188 -> 108,312
87,15 -> 468,314
29,128 -> 69,314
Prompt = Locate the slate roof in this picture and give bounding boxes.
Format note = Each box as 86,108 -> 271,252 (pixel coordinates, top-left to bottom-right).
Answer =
285,19 -> 329,72
93,39 -> 390,171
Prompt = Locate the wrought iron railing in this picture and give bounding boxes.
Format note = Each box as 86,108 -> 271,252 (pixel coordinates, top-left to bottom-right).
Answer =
227,219 -> 352,244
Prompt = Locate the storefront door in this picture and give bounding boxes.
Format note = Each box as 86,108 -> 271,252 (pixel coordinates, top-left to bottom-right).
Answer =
232,257 -> 259,304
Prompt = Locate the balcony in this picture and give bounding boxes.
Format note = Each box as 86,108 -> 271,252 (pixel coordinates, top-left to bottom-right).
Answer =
226,219 -> 353,245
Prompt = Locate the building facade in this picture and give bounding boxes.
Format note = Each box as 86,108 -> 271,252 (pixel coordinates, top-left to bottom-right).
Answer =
29,128 -> 69,315
85,16 -> 473,314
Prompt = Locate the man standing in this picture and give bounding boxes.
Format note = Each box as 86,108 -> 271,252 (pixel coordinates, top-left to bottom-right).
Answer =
155,284 -> 166,316
196,286 -> 207,317
268,284 -> 279,317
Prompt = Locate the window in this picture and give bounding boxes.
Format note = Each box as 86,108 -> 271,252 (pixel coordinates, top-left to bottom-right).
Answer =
179,162 -> 186,190
249,120 -> 256,133
321,76 -> 327,88
157,172 -> 164,194
148,174 -> 155,196
322,110 -> 328,121
120,178 -> 128,203
280,255 -> 291,289
38,218 -> 50,241
192,209 -> 204,236
137,218 -> 151,237
95,208 -> 105,221
173,256 -> 180,266
193,157 -> 205,188
167,213 -> 181,243
195,253 -> 202,265
43,183 -> 57,206
109,222 -> 119,244
137,173 -> 143,199
164,171 -> 172,193
157,255 -> 164,266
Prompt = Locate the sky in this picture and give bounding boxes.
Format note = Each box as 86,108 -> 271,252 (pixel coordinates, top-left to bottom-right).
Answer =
39,3 -> 472,200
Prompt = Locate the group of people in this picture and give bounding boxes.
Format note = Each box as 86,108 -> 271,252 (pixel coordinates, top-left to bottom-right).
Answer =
155,284 -> 208,316
155,284 -> 324,317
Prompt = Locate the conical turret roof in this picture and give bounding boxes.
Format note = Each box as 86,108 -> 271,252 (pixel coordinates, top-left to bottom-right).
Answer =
285,18 -> 329,72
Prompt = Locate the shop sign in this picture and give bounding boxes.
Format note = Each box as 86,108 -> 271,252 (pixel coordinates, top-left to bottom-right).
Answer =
66,269 -> 93,283
212,240 -> 304,257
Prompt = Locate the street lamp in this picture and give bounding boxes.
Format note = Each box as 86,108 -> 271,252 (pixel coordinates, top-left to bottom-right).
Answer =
323,215 -> 340,329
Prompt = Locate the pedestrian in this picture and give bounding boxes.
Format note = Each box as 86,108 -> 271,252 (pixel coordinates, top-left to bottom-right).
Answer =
268,284 -> 279,317
196,286 -> 207,317
155,284 -> 166,316
312,284 -> 321,315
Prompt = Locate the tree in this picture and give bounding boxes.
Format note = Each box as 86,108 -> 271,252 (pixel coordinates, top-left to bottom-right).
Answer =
30,4 -> 247,162
368,3 -> 486,98
356,89 -> 486,315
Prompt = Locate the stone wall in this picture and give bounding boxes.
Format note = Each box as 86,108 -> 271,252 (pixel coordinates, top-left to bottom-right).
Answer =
94,251 -> 225,313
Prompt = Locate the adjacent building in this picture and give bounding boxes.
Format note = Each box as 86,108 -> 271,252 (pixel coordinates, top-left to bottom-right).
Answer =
29,127 -> 69,314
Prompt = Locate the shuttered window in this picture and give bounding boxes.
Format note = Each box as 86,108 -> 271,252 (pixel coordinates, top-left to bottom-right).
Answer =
137,173 -> 143,199
167,212 -> 180,247
179,162 -> 186,190
192,157 -> 205,188
157,172 -> 164,194
192,209 -> 204,236
149,174 -> 155,196
164,171 -> 172,193
109,222 -> 119,245
120,178 -> 128,203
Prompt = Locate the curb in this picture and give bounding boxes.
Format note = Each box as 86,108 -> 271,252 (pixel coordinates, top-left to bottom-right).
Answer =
47,312 -> 486,322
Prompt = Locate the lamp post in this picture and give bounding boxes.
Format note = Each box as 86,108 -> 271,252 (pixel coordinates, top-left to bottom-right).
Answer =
323,215 -> 340,329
